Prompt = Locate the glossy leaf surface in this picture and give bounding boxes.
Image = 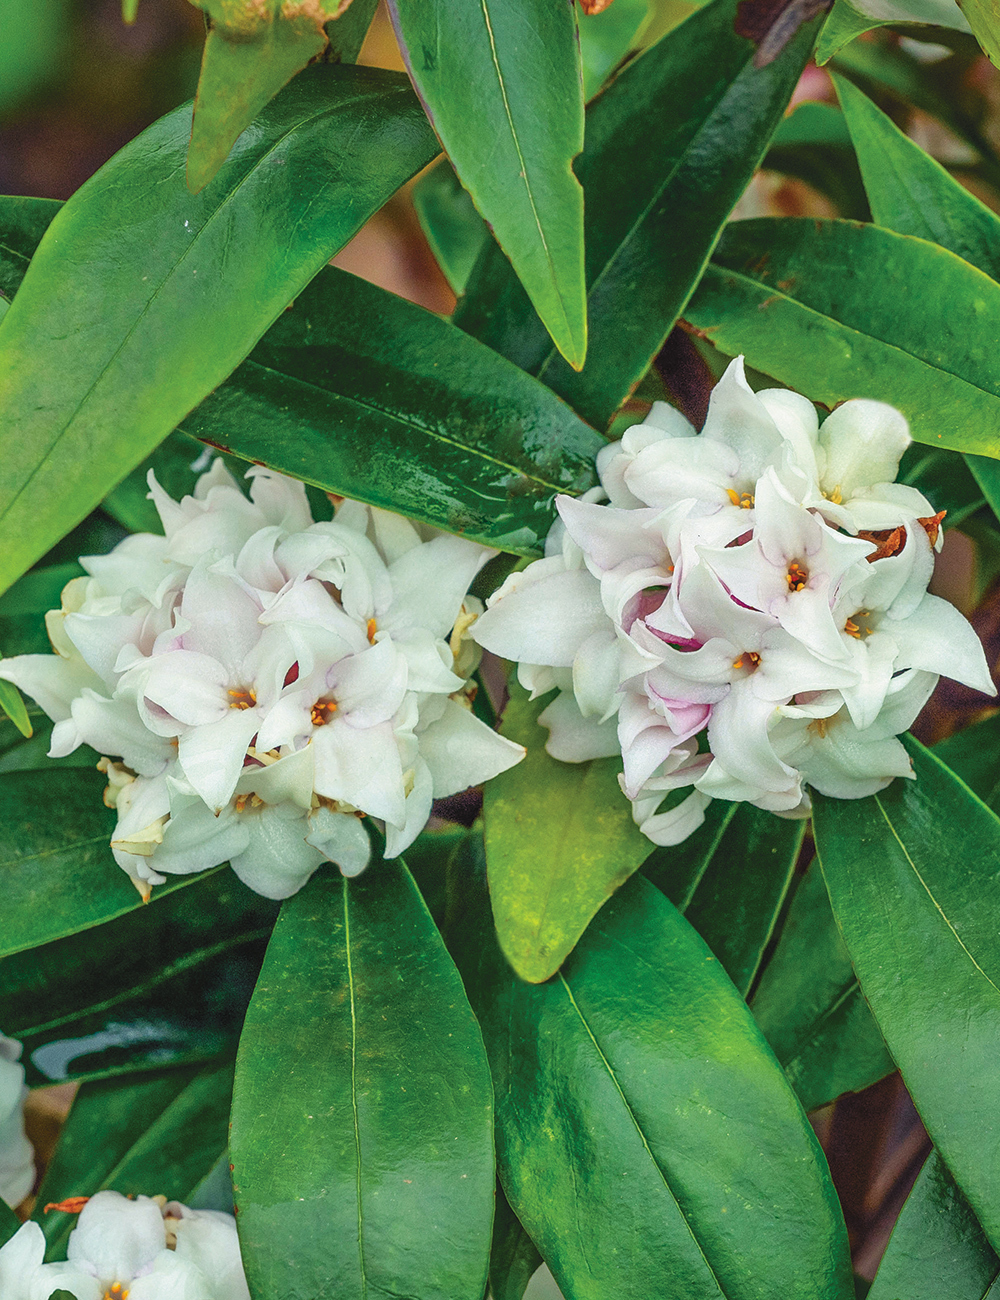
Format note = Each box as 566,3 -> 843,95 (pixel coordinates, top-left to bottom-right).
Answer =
868,1151 -> 999,1300
231,861 -> 494,1300
455,0 -> 818,429
0,768 -> 203,959
387,0 -> 587,368
0,64 -> 438,599
751,863 -> 894,1112
36,1059 -> 234,1259
0,869 -> 275,1085
814,738 -> 1000,1245
686,218 -> 1000,458
456,871 -> 853,1300
483,686 -> 650,983
490,1183 -> 543,1300
644,800 -> 803,996
0,195 -> 60,300
182,268 -> 603,556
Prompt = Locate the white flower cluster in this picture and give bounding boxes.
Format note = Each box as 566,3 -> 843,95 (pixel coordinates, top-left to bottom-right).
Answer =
0,1191 -> 248,1299
0,1034 -> 33,1211
0,464 -> 523,900
474,358 -> 994,846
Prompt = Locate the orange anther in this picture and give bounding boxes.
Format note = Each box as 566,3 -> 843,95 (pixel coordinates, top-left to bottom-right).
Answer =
44,1196 -> 90,1215
366,618 -> 378,644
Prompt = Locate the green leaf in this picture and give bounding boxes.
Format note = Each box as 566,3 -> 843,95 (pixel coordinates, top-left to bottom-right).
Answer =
0,561 -> 83,658
644,800 -> 803,996
490,1183 -> 543,1300
813,737 -> 1000,1247
0,63 -> 438,600
834,72 -> 1000,280
751,862 -> 895,1111
187,9 -> 328,193
483,685 -> 651,983
686,217 -> 1000,458
578,0 -> 652,99
230,860 -> 494,1300
935,714 -> 1000,812
817,0 -> 888,64
35,1059 -> 234,1259
0,680 -> 30,738
0,196 -> 60,300
412,159 -> 489,299
387,0 -> 587,368
455,870 -> 854,1300
950,0 -> 1000,74
455,0 -> 819,430
0,768 -> 213,960
180,267 -> 603,556
868,1151 -> 999,1300
898,445 -> 985,530
0,868 -> 276,1085
0,1197 -> 19,1247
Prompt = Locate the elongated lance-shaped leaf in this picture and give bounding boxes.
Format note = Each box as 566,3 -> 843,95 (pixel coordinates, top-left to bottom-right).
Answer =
36,1060 -> 234,1260
831,73 -> 1000,515
230,859 -> 495,1300
0,1200 -> 18,1247
868,1151 -> 999,1300
686,217 -> 1000,458
387,0 -> 586,369
751,862 -> 894,1111
0,769 -> 219,959
482,685 -> 651,983
0,196 -> 60,300
935,713 -> 1000,813
181,267 -> 603,556
0,64 -> 438,601
0,869 -> 276,1087
454,0 -> 819,430
453,869 -> 854,1300
412,158 -> 489,299
644,799 -> 803,997
814,737 -> 1000,1249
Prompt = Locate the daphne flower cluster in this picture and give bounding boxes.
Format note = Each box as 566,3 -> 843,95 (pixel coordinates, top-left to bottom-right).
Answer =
474,358 -> 994,846
0,1034 -> 33,1211
0,1191 -> 248,1299
0,464 -> 523,900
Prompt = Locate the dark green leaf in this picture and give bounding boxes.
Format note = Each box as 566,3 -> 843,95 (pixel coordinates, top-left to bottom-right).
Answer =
898,445 -> 985,529
868,1151 -> 999,1300
686,218 -> 1000,458
181,267 -> 603,556
0,562 -> 83,658
455,0 -> 819,429
0,64 -> 438,599
455,870 -> 853,1300
0,681 -> 30,739
814,737 -> 1000,1246
483,685 -> 650,983
763,101 -> 869,220
0,1198 -> 20,1248
36,1059 -> 234,1259
412,159 -> 489,299
645,800 -> 803,996
935,714 -> 1000,812
326,0 -> 380,62
0,768 -> 210,959
751,862 -> 894,1111
0,869 -> 276,1085
387,0 -> 586,368
0,196 -> 61,300
490,1183 -> 543,1300
230,859 -> 494,1300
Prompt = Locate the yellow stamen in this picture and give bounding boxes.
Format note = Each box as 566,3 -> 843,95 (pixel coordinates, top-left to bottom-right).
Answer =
228,687 -> 257,711
786,561 -> 808,592
732,651 -> 761,671
366,618 -> 378,644
311,699 -> 338,727
726,489 -> 755,509
808,716 -> 829,738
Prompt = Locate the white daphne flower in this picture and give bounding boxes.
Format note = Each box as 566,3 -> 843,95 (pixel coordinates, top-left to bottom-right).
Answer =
0,1036 -> 33,1210
0,1191 -> 249,1300
472,355 -> 994,848
1,467 -> 523,900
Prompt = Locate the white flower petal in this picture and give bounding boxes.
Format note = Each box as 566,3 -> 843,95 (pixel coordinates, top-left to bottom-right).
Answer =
473,567 -> 608,667
538,691 -> 621,761
418,699 -> 525,797
306,806 -> 373,878
231,803 -> 325,900
178,708 -> 262,811
67,1191 -> 166,1282
819,399 -> 912,500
